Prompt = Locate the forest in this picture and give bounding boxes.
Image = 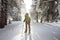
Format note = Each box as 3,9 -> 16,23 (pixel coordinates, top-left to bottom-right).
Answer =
0,0 -> 60,28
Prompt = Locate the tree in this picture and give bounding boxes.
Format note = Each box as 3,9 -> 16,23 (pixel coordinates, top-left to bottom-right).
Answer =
38,0 -> 59,22
0,0 -> 8,28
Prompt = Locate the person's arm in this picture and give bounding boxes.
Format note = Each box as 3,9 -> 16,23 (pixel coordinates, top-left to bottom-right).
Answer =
29,17 -> 31,22
30,18 -> 31,21
23,19 -> 25,22
23,17 -> 26,22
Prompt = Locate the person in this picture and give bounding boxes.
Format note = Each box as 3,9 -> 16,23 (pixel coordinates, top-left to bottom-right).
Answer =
24,13 -> 31,34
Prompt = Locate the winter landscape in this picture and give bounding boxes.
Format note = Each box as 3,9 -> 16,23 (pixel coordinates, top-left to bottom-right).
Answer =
0,0 -> 60,40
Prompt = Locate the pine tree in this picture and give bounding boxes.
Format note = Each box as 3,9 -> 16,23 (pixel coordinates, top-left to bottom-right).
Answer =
39,0 -> 59,22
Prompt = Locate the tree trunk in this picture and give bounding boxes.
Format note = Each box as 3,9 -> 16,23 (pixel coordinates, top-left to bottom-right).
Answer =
36,12 -> 38,23
0,0 -> 8,28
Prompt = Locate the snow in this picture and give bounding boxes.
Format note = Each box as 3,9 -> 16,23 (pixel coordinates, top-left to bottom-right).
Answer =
45,20 -> 60,27
0,21 -> 60,40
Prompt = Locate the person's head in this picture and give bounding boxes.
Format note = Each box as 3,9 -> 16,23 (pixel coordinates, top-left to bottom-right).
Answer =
25,13 -> 29,16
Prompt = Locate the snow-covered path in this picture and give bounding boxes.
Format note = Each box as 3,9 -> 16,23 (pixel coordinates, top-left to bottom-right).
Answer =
0,21 -> 60,40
